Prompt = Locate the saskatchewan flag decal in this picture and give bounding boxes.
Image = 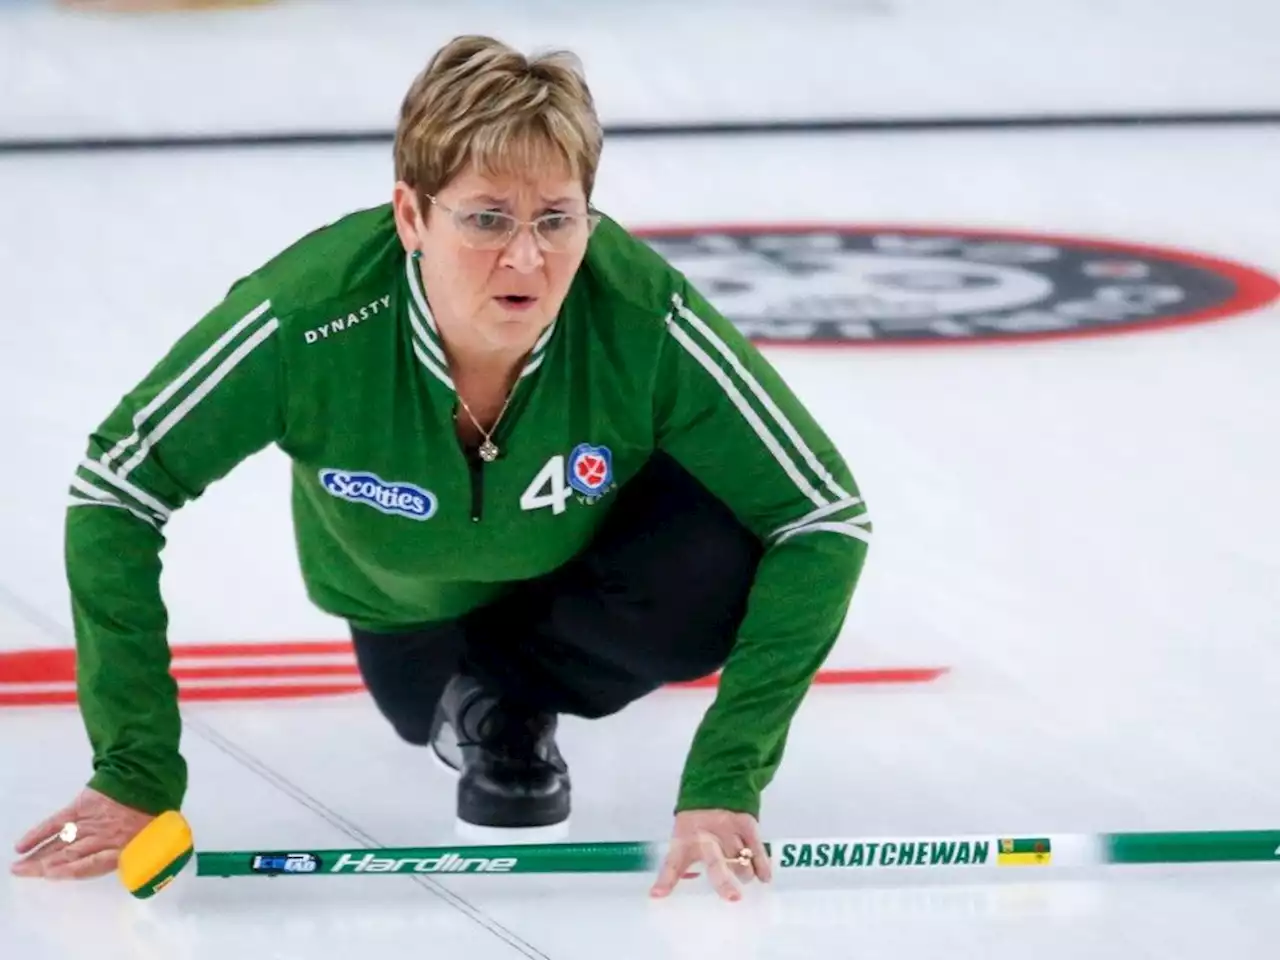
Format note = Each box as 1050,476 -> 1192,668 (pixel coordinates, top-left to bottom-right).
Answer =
997,837 -> 1052,866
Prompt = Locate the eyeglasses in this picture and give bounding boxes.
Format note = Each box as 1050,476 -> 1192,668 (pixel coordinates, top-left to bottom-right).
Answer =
425,195 -> 601,252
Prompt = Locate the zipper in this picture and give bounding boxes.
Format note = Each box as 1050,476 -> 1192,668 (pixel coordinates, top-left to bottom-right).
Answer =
467,450 -> 484,523
455,401 -> 487,523
453,382 -> 520,524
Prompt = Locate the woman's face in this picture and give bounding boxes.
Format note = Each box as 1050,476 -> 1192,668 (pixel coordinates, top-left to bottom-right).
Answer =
394,163 -> 592,364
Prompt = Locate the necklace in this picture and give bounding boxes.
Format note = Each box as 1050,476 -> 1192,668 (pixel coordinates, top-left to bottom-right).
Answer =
456,388 -> 515,462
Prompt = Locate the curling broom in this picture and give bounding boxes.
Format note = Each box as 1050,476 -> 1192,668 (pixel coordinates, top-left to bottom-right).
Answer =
118,811 -> 1280,898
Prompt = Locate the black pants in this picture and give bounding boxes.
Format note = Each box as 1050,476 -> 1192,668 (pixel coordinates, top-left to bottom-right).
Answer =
351,453 -> 763,744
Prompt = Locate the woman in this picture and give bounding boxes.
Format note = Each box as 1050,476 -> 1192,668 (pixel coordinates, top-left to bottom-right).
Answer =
10,35 -> 871,901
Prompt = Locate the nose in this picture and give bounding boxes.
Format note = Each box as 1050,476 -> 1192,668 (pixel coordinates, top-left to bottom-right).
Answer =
499,226 -> 544,273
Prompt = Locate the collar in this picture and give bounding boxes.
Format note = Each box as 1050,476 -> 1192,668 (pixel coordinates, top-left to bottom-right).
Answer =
403,252 -> 557,393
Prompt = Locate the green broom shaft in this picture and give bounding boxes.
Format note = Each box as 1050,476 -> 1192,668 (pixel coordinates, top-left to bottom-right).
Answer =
196,841 -> 656,877
1105,830 -> 1280,864
194,829 -> 1280,878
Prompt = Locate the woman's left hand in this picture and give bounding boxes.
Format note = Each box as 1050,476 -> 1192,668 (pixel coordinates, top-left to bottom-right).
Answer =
11,787 -> 154,880
649,809 -> 773,901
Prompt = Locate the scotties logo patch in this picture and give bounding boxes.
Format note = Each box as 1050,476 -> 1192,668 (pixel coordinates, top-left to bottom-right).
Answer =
319,469 -> 437,521
566,444 -> 615,503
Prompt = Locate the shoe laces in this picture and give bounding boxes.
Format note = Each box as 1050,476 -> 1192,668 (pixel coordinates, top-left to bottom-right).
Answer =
458,698 -> 558,774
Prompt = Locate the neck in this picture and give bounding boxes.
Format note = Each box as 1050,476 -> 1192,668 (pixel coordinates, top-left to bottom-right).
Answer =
445,343 -> 527,392
419,280 -> 540,387
446,344 -> 525,450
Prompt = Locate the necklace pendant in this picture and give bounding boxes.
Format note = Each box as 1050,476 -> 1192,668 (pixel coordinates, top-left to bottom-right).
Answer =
478,439 -> 500,462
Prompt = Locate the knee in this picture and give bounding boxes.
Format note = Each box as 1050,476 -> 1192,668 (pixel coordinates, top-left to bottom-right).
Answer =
384,712 -> 438,746
388,722 -> 434,746
360,679 -> 440,744
657,653 -> 727,685
600,586 -> 745,686
350,628 -> 460,747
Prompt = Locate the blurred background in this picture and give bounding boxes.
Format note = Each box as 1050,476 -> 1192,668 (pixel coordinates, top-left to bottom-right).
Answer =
3,0 -> 1279,142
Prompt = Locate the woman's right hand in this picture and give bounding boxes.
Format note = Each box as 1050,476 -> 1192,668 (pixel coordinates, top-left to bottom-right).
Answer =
11,787 -> 155,880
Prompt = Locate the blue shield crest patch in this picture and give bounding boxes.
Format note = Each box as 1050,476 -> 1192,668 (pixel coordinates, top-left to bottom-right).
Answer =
566,443 -> 615,502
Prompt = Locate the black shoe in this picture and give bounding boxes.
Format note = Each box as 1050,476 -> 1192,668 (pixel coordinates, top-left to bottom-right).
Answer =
430,673 -> 570,829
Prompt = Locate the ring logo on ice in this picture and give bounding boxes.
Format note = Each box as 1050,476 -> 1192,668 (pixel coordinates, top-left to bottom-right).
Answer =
566,443 -> 614,503
319,469 -> 437,521
635,224 -> 1280,344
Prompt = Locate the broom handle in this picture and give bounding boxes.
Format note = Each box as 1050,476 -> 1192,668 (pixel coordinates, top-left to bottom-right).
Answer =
194,829 -> 1280,878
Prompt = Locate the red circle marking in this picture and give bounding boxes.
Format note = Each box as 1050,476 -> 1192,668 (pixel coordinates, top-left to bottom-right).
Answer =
633,222 -> 1280,347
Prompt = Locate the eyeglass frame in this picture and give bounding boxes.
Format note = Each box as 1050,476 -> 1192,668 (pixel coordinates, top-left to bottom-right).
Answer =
423,194 -> 602,251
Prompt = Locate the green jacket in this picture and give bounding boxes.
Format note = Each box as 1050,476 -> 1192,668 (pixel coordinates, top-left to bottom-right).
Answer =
66,205 -> 871,819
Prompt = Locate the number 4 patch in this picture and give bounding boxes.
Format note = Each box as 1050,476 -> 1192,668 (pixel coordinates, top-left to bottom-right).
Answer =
520,445 -> 617,515
519,456 -> 573,515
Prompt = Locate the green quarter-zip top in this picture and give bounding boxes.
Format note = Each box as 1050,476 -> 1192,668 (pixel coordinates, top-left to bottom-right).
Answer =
65,204 -> 872,820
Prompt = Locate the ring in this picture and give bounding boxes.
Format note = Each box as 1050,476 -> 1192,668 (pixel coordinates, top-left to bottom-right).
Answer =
58,822 -> 78,844
733,847 -> 753,865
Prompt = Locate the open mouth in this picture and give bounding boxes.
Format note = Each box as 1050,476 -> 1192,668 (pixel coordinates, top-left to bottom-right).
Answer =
495,295 -> 538,308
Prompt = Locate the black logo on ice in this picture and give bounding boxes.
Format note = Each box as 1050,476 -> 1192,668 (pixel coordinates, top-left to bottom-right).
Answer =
636,225 -> 1279,344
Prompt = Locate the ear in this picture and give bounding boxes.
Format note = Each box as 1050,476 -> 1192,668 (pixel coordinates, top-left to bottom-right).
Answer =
391,182 -> 424,253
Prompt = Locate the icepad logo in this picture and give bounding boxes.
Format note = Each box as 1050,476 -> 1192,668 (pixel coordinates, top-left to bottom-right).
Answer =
251,853 -> 320,874
319,469 -> 437,521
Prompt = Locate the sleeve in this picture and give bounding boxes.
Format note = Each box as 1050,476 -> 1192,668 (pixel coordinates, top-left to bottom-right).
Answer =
652,280 -> 871,819
65,276 -> 285,814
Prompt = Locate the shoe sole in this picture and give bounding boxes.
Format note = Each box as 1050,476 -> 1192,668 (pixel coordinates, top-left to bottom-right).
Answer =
454,819 -> 571,844
430,740 -> 461,777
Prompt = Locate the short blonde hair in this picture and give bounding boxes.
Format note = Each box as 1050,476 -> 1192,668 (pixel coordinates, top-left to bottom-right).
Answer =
394,35 -> 603,207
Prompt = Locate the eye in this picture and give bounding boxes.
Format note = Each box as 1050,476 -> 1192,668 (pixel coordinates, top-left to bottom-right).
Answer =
538,213 -> 574,232
462,211 -> 511,232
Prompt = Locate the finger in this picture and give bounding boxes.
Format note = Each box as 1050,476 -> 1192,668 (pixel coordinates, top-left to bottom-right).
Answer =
13,804 -> 77,855
742,823 -> 773,883
13,834 -> 114,879
44,847 -> 120,881
715,832 -> 755,883
700,835 -> 742,902
726,843 -> 754,883
649,840 -> 695,898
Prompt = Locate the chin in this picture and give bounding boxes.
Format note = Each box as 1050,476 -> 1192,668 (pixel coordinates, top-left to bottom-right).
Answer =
485,312 -> 551,350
